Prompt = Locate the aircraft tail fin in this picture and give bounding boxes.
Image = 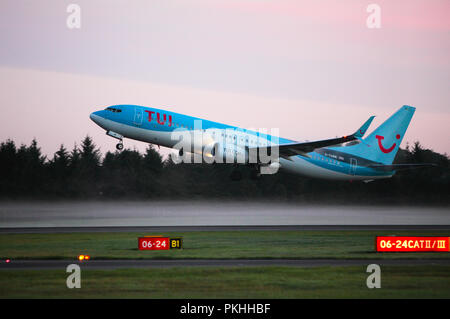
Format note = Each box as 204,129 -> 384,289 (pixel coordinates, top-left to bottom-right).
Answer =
336,105 -> 415,165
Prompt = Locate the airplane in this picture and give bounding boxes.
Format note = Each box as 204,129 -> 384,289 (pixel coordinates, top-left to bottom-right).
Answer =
90,104 -> 434,181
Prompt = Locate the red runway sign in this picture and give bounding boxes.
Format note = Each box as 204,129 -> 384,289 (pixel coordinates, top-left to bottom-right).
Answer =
138,236 -> 183,250
376,236 -> 450,252
138,237 -> 170,250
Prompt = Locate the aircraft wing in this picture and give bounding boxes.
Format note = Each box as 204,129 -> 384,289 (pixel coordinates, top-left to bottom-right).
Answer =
252,116 -> 375,159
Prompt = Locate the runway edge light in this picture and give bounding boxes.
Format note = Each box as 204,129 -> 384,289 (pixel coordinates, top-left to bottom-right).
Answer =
78,254 -> 91,261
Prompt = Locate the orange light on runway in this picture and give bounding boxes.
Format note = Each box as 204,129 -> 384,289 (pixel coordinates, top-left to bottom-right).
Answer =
78,254 -> 90,261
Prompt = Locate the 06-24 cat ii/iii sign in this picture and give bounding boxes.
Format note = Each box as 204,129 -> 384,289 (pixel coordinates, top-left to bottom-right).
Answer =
376,236 -> 449,252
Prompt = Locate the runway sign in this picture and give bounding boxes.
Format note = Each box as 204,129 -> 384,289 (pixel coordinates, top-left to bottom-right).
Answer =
376,236 -> 450,252
138,236 -> 183,250
169,237 -> 183,249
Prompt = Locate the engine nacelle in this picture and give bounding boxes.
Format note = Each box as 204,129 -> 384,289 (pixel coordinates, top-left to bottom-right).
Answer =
204,142 -> 281,167
176,136 -> 280,167
203,142 -> 249,164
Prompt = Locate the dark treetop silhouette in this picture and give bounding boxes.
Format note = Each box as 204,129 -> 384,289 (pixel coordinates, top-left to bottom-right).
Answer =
0,136 -> 448,204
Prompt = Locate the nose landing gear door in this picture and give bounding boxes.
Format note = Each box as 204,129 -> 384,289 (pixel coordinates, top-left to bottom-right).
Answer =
133,107 -> 143,126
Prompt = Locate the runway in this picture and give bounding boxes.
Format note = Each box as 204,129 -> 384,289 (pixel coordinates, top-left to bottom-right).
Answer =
2,225 -> 450,233
2,259 -> 450,270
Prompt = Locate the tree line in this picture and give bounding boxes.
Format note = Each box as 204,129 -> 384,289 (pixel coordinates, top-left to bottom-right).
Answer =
0,136 -> 448,204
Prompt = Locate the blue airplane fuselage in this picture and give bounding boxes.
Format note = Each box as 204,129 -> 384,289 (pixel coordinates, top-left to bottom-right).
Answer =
90,104 -> 415,181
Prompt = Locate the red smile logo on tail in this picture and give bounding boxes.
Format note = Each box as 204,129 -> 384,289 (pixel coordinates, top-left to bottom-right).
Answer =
376,134 -> 400,153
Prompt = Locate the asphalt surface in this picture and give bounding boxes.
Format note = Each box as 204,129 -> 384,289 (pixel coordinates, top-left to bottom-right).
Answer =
2,225 -> 450,234
2,259 -> 450,270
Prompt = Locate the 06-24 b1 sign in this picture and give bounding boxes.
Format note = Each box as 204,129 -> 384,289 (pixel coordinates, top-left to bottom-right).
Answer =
138,236 -> 182,250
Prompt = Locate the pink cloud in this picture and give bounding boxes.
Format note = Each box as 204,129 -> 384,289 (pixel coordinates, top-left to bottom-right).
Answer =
208,0 -> 450,31
1,67 -> 449,157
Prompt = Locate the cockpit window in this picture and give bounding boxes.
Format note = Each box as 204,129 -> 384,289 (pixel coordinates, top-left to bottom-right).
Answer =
105,107 -> 122,113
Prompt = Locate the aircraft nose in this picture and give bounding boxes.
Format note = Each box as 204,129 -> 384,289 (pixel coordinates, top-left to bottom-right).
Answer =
90,111 -> 102,125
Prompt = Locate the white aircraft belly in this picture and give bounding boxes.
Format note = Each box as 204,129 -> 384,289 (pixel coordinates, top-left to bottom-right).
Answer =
280,156 -> 352,180
280,156 -> 389,181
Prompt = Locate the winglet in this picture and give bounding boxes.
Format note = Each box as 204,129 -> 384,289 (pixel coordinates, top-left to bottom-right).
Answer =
354,116 -> 375,138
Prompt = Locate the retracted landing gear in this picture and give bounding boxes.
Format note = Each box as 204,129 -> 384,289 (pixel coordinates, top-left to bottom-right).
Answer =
250,165 -> 261,180
230,164 -> 243,181
230,169 -> 242,181
230,165 -> 261,181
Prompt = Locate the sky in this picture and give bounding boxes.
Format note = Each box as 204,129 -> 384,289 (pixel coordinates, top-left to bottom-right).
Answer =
0,0 -> 449,158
